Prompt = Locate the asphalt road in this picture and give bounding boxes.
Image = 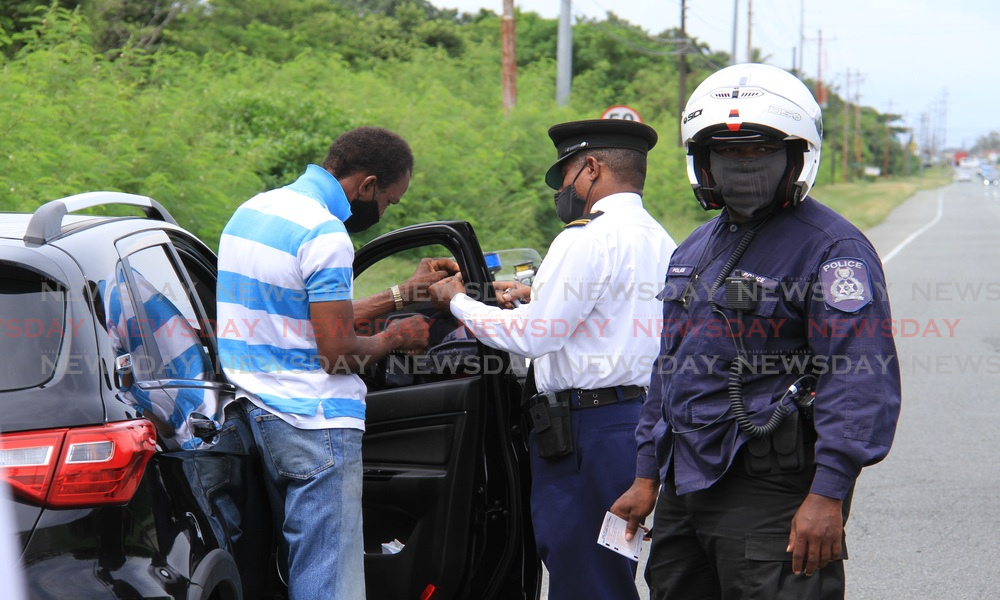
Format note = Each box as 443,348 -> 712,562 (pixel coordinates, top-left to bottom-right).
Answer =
849,180 -> 1000,599
541,179 -> 1000,599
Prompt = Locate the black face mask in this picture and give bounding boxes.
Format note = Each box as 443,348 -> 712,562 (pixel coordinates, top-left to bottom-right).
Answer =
710,151 -> 788,220
553,164 -> 588,224
343,188 -> 380,233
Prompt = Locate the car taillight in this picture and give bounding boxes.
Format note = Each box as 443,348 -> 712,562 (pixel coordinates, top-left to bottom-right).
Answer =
0,420 -> 157,508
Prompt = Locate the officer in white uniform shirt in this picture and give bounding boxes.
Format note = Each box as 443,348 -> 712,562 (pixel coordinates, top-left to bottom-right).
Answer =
430,119 -> 676,600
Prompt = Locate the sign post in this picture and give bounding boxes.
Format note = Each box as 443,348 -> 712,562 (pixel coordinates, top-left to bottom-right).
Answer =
600,105 -> 642,122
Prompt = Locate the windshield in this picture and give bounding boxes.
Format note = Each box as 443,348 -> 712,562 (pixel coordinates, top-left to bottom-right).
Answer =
0,267 -> 67,391
482,248 -> 543,285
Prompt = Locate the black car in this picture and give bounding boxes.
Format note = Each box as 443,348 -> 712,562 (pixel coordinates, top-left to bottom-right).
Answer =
1,192 -> 539,599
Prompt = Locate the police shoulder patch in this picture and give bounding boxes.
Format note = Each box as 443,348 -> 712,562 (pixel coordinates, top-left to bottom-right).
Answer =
564,210 -> 605,228
819,257 -> 872,312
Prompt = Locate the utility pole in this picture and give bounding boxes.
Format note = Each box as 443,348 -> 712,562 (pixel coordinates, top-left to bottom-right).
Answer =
842,71 -> 850,181
501,0 -> 517,114
854,71 -> 864,176
940,88 -> 948,152
556,0 -> 572,106
797,0 -> 804,73
746,0 -> 753,62
929,104 -> 937,158
802,28 -> 834,106
903,116 -> 911,176
679,0 -> 688,145
830,104 -> 837,184
921,112 -> 930,173
730,0 -> 738,66
883,100 -> 892,177
815,30 -> 827,107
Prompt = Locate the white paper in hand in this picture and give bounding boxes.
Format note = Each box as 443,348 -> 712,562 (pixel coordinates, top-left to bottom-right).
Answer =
596,511 -> 643,561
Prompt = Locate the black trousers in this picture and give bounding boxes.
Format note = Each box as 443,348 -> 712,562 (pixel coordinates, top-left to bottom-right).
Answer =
645,450 -> 852,600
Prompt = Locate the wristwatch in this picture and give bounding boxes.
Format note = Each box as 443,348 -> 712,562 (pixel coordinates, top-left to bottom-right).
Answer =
390,285 -> 404,311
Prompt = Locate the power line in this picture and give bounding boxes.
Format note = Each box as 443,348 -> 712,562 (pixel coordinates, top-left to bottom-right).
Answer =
594,24 -> 684,56
685,2 -> 735,41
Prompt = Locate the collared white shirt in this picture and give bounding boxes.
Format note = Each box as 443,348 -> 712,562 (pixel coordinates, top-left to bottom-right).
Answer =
450,193 -> 676,393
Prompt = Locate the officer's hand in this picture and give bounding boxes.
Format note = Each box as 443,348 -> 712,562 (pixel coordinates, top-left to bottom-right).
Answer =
609,477 -> 659,542
401,258 -> 461,303
787,493 -> 843,576
491,280 -> 531,309
428,274 -> 466,311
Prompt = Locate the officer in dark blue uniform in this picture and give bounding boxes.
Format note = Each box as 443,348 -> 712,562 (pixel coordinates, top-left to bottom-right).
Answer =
611,63 -> 901,599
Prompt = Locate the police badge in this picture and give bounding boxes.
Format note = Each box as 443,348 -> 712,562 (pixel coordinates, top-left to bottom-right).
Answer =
819,257 -> 873,312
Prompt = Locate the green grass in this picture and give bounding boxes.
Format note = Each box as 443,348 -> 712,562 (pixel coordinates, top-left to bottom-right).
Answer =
354,255 -> 423,300
650,168 -> 953,246
812,167 -> 951,231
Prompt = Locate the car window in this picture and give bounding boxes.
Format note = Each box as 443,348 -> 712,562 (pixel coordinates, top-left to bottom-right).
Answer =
354,244 -> 480,391
0,264 -> 66,391
127,246 -> 200,327
109,245 -> 212,383
171,236 -> 222,374
98,243 -> 224,448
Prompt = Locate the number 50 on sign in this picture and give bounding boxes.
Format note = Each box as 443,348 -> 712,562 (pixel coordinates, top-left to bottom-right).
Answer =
600,105 -> 642,122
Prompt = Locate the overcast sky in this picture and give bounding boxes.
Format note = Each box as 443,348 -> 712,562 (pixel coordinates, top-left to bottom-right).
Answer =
434,0 -> 999,151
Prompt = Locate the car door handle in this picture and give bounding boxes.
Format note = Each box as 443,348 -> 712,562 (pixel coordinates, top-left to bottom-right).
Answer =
187,412 -> 222,445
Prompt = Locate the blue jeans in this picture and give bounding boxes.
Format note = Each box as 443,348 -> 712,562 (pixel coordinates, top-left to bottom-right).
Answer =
243,401 -> 366,599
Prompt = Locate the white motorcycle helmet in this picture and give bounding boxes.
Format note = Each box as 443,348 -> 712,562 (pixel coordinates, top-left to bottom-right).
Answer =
681,63 -> 823,211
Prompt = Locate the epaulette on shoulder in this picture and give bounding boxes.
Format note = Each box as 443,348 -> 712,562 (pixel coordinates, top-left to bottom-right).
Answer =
564,210 -> 605,228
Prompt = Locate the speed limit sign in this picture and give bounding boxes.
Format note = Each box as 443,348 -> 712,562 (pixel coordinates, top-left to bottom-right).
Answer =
601,105 -> 642,122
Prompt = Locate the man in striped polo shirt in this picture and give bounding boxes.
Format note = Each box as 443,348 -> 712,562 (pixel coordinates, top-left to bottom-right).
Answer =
217,127 -> 454,598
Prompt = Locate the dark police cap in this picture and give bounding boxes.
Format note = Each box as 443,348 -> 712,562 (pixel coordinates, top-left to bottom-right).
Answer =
544,119 -> 658,189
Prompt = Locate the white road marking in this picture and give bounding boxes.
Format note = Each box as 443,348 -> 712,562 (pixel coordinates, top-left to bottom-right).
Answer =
881,192 -> 944,265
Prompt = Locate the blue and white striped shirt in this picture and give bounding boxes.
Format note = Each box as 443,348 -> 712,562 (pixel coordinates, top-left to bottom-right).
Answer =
217,164 -> 366,431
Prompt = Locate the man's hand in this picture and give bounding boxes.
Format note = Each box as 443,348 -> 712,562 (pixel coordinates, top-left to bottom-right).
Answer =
492,280 -> 531,309
401,258 -> 460,303
385,314 -> 431,353
787,493 -> 844,576
609,477 -> 659,542
428,274 -> 466,311
312,300 -> 429,372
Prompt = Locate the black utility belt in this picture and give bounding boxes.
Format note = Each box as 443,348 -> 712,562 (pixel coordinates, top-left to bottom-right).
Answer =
555,385 -> 645,409
527,392 -> 572,458
527,385 -> 644,460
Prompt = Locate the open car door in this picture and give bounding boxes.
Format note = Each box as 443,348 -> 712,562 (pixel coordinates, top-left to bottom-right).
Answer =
355,221 -> 539,599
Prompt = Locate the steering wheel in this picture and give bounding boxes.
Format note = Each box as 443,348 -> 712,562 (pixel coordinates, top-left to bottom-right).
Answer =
359,306 -> 478,390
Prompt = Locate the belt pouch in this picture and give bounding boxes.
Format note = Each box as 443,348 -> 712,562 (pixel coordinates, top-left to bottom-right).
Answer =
744,436 -> 773,475
528,392 -> 574,459
772,413 -> 805,472
744,414 -> 805,475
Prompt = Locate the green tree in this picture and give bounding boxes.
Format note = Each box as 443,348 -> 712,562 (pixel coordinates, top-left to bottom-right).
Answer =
1,1 -> 915,253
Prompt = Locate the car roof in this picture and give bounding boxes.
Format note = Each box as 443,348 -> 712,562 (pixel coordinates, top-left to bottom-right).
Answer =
0,214 -> 99,240
0,192 -> 178,245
